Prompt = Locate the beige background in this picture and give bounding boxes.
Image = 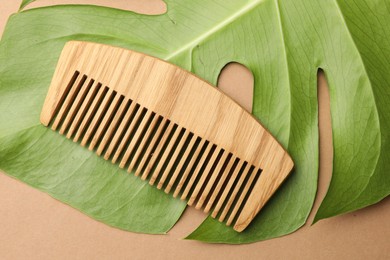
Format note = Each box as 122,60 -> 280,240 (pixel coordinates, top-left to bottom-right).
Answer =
0,1 -> 389,259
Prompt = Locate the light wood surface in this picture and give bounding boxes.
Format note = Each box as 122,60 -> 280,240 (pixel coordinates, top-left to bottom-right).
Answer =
40,41 -> 294,232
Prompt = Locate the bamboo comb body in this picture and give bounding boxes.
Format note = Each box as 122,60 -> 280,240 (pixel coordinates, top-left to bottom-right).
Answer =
40,41 -> 294,232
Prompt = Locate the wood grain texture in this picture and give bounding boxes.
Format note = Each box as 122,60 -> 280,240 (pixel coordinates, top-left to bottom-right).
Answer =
40,41 -> 294,232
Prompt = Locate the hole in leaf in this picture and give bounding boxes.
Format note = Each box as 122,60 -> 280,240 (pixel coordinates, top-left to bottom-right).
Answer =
308,69 -> 334,225
217,62 -> 254,113
25,0 -> 167,15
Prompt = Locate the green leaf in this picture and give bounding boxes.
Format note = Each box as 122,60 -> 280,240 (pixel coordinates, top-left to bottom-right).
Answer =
0,4 -> 187,235
0,0 -> 389,243
19,0 -> 37,11
313,0 -> 390,222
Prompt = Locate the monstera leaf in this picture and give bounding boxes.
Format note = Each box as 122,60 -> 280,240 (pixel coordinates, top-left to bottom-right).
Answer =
0,0 -> 389,243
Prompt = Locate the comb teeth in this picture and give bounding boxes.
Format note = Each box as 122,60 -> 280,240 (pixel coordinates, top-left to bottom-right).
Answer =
41,41 -> 294,232
47,70 -> 264,228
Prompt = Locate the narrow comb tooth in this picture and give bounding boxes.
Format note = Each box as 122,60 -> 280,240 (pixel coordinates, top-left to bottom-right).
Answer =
135,117 -> 167,177
149,126 -> 182,186
141,122 -> 175,181
103,100 -> 136,160
96,97 -> 129,156
66,79 -> 98,139
196,150 -> 230,210
157,129 -> 191,189
59,75 -> 88,135
73,84 -> 105,143
81,88 -> 115,147
211,159 -> 244,218
119,109 -> 153,169
111,104 -> 144,164
88,93 -> 122,151
218,163 -> 251,222
187,146 -> 221,206
127,114 -> 160,171
226,166 -> 258,226
164,134 -> 196,194
173,138 -> 206,198
51,74 -> 85,131
180,142 -> 213,201
204,154 -> 236,213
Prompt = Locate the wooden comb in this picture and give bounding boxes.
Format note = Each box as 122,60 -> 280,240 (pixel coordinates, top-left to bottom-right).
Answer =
40,41 -> 294,232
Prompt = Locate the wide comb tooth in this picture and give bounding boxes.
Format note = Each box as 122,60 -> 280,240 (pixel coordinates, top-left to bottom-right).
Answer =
40,41 -> 294,232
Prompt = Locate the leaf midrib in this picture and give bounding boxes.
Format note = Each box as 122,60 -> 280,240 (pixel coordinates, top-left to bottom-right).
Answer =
274,0 -> 292,149
164,0 -> 265,61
